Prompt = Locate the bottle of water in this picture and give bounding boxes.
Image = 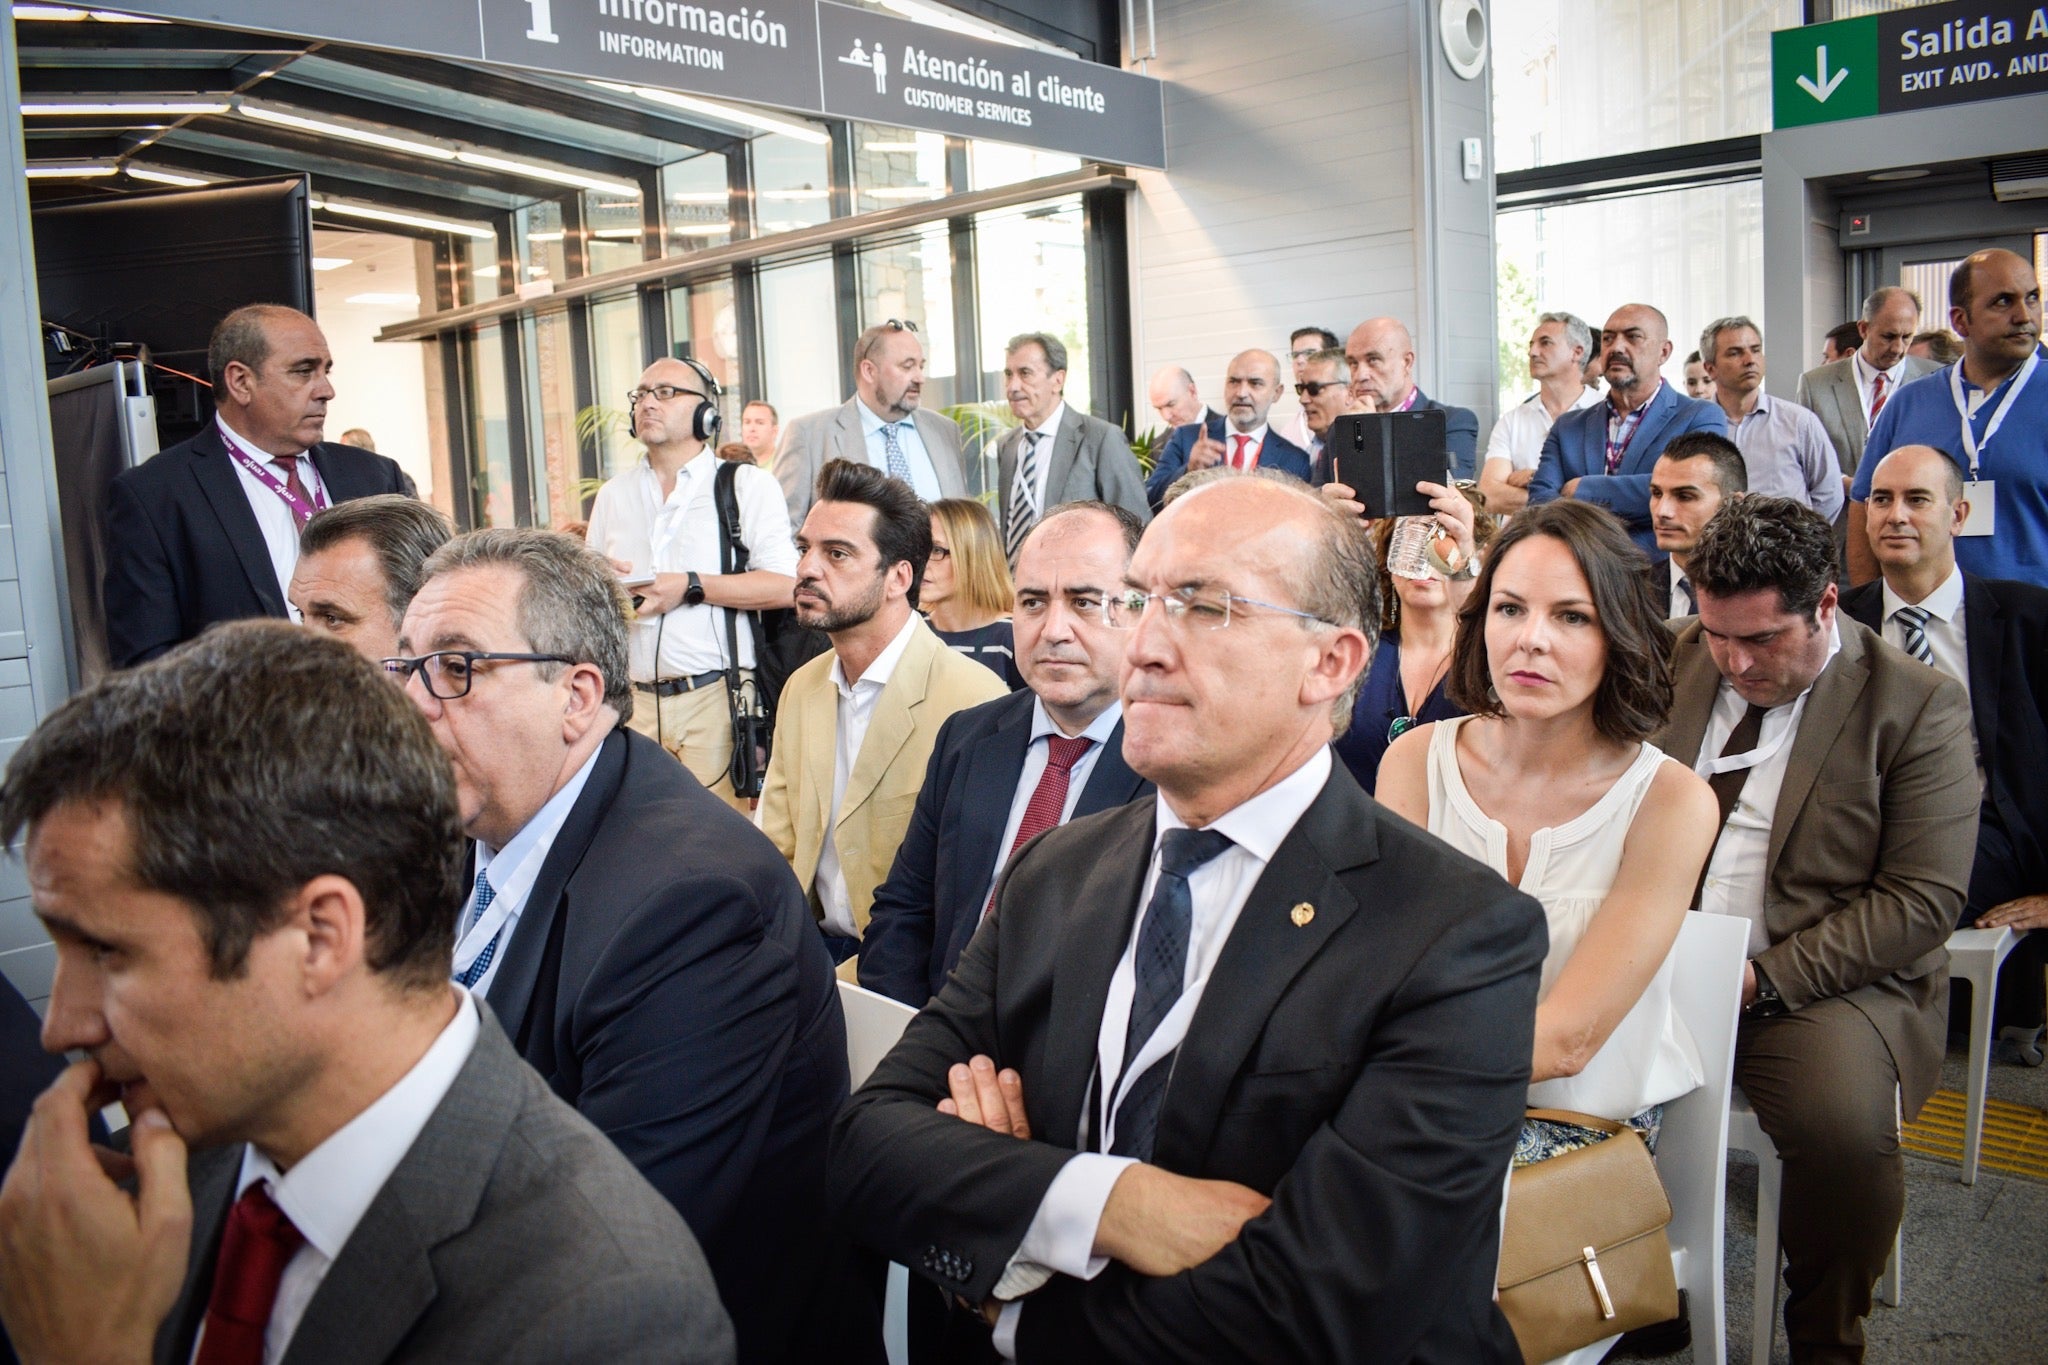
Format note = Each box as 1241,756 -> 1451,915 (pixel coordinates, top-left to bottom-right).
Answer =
1388,516 -> 1436,581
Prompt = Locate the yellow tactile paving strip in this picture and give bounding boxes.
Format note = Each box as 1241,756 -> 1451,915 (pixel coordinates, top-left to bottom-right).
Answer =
1901,1089 -> 2048,1181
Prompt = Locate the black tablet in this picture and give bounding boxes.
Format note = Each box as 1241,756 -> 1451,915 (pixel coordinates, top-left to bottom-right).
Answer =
1326,410 -> 1448,519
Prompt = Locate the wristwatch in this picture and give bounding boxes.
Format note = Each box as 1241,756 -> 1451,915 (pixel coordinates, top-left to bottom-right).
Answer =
682,571 -> 706,607
1744,962 -> 1787,1017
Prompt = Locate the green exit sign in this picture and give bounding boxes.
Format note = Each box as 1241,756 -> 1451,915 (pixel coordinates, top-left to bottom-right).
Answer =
1774,1 -> 2048,129
1773,17 -> 1880,126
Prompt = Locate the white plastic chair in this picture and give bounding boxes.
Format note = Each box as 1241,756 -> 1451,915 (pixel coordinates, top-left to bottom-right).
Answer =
838,980 -> 920,1365
1946,926 -> 2019,1185
1729,1086 -> 1901,1365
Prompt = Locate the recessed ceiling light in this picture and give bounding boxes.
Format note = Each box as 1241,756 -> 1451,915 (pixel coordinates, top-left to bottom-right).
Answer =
311,257 -> 353,271
12,6 -> 169,21
308,196 -> 496,240
1868,168 -> 1931,182
24,162 -> 117,178
23,99 -> 232,116
241,103 -> 458,161
668,223 -> 734,236
126,164 -> 214,186
344,292 -> 420,308
454,150 -> 638,197
588,80 -> 831,145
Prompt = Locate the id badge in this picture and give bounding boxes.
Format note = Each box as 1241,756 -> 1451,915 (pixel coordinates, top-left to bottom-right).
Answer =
1960,480 -> 1996,537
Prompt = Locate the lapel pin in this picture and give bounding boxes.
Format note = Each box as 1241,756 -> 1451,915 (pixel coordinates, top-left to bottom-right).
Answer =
1290,903 -> 1314,927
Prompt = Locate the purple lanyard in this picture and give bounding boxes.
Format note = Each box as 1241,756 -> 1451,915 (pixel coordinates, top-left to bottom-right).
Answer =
1603,386 -> 1658,474
223,434 -> 328,525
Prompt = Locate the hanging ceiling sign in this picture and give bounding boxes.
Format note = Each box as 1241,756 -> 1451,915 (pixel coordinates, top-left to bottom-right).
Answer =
1772,0 -> 2048,129
92,0 -> 1167,168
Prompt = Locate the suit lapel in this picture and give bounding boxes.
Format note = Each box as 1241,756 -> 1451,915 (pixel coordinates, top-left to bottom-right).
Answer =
307,443 -> 370,501
1830,370 -> 1867,450
482,730 -> 628,1045
1624,387 -> 1679,471
1659,627 -> 1721,766
831,401 -> 865,465
996,428 -> 1019,524
1042,413 -> 1082,504
155,1149 -> 238,1365
1075,720 -> 1147,814
1153,772 -> 1373,1172
1767,626 -> 1873,872
841,625 -> 935,821
189,425 -> 290,615
1963,575 -> 2003,750
944,696 -> 1035,966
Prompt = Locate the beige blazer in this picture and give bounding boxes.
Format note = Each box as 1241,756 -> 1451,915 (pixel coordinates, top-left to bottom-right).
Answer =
1795,354 -> 1940,476
1656,618 -> 1978,1111
758,617 -> 1008,944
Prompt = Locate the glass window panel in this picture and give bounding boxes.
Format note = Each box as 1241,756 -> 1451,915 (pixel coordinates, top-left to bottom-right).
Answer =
469,326 -> 517,528
466,233 -> 504,304
852,123 -> 947,214
515,200 -> 568,288
662,153 -> 732,253
668,274 -> 743,431
589,292 -> 647,479
524,311 -> 582,530
758,253 -> 842,423
858,225 -> 956,410
584,189 -> 648,275
1494,180 -> 1762,411
968,141 -> 1080,191
1491,1 -> 1797,172
753,129 -> 832,234
975,197 -> 1090,416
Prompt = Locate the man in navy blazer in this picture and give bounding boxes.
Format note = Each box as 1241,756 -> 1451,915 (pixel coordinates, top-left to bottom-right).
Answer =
1144,350 -> 1312,508
394,528 -> 860,1365
102,305 -> 415,668
1528,303 -> 1729,553
1843,443 -> 2048,1034
1343,316 -> 1482,480
862,502 -> 1153,1006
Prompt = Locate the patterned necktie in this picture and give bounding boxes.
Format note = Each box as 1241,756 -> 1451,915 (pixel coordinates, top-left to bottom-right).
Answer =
1006,430 -> 1044,560
193,1184 -> 305,1365
271,454 -> 316,529
881,421 -> 913,484
1231,433 -> 1252,469
985,734 -> 1093,918
454,869 -> 500,989
1892,605 -> 1934,664
1869,372 -> 1889,424
1677,574 -> 1697,617
1109,827 -> 1235,1161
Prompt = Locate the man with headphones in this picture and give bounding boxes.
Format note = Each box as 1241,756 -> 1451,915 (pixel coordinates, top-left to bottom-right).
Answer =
585,355 -> 798,811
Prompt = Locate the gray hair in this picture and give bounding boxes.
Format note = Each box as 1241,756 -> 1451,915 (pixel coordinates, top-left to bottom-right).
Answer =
1537,310 -> 1593,363
208,303 -> 310,394
1305,347 -> 1351,379
1007,331 -> 1068,374
417,528 -> 634,721
300,495 -> 453,632
1699,315 -> 1762,363
1861,285 -> 1922,321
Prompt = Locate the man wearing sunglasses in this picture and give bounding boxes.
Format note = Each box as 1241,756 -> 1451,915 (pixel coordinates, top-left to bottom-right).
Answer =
773,318 -> 967,526
388,528 -> 858,1365
1296,348 -> 1353,481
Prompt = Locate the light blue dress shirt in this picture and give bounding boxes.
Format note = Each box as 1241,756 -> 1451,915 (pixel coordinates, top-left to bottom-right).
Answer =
856,398 -> 944,501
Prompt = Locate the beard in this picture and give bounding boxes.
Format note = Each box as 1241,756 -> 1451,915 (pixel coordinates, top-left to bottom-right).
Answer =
795,570 -> 887,633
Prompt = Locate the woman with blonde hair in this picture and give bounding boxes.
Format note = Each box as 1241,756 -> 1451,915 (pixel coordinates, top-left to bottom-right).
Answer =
924,498 -> 1022,689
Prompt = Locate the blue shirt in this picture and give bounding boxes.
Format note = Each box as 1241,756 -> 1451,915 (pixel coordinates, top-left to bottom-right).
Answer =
856,398 -> 944,500
1852,348 -> 2048,586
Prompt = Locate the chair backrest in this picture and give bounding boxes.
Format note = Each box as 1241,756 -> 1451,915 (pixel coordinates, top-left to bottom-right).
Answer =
1655,911 -> 1750,1365
839,979 -> 919,1089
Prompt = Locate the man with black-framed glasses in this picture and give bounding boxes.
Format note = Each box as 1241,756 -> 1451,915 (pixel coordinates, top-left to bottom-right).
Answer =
772,317 -> 968,526
392,526 -> 859,1365
585,356 -> 796,812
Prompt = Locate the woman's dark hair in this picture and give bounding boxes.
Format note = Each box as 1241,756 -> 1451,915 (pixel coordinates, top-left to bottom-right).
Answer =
1445,500 -> 1673,744
814,458 -> 934,608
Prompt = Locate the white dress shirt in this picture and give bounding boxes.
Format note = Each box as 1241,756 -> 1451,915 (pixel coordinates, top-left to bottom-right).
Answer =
584,452 -> 798,681
1223,421 -> 1271,470
1880,566 -> 1969,695
815,612 -> 923,939
1853,350 -> 1913,426
1666,559 -> 1697,620
216,414 -> 329,607
1011,403 -> 1067,518
980,698 -> 1123,909
1276,406 -> 1314,454
1483,386 -> 1602,472
990,748 -> 1334,1356
200,992 -> 481,1365
453,743 -> 605,995
1694,626 -> 1842,955
857,399 -> 944,501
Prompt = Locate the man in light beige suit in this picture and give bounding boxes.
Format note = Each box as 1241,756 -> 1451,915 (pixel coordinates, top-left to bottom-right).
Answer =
1796,286 -> 1939,482
1656,495 -> 1976,1364
758,459 -> 1007,971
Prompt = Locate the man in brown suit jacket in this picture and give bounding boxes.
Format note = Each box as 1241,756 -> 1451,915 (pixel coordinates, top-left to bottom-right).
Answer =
1656,495 -> 1977,1364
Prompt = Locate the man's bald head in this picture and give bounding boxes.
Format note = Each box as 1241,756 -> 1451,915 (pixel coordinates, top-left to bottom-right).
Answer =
1345,317 -> 1418,409
1865,443 -> 1967,582
1147,364 -> 1202,427
1949,248 -> 2043,377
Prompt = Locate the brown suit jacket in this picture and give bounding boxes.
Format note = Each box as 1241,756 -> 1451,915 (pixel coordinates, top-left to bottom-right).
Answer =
1656,617 -> 1977,1113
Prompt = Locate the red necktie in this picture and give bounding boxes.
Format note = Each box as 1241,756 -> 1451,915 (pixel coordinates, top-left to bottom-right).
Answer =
195,1183 -> 306,1365
271,455 -> 316,530
1231,434 -> 1252,469
985,735 -> 1094,917
1869,372 -> 1888,424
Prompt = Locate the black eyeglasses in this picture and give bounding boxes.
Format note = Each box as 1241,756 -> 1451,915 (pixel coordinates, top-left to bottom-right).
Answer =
1295,380 -> 1348,398
626,384 -> 709,406
882,318 -> 919,334
380,651 -> 578,700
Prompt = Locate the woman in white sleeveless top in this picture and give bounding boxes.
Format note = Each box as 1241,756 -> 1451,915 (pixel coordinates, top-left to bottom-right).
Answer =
1378,500 -> 1720,1161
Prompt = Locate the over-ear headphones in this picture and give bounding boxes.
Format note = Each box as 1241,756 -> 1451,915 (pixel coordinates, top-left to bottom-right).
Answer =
627,353 -> 724,442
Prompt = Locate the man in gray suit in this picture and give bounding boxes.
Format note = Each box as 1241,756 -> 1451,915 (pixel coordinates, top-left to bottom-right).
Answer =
774,319 -> 966,526
994,331 -> 1149,558
1795,285 -> 1938,484
0,622 -> 732,1365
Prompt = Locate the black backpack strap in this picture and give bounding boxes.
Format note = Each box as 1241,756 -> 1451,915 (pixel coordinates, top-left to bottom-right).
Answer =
714,458 -> 750,574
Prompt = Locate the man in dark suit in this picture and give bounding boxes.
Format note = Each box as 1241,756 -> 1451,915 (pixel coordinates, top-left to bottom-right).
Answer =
394,528 -> 856,1365
1645,432 -> 1748,619
1343,316 -> 1482,479
0,622 -> 732,1365
1528,303 -> 1730,554
102,304 -> 416,668
862,502 -> 1153,1007
1843,443 -> 2048,1035
1657,496 -> 1976,1361
1143,350 -> 1313,509
994,334 -> 1149,558
832,475 -> 1548,1362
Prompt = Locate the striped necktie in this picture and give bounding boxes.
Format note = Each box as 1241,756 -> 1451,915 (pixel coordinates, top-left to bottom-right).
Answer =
1006,430 -> 1043,560
1892,605 -> 1934,664
454,869 -> 501,988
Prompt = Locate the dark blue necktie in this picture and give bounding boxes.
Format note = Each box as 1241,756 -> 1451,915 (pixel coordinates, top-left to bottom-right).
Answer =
1109,827 -> 1234,1161
454,869 -> 500,989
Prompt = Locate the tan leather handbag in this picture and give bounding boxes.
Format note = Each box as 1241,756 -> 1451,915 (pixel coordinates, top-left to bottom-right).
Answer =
1496,1108 -> 1680,1365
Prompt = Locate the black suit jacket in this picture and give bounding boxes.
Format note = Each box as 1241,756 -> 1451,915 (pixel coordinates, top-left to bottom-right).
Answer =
830,765 -> 1547,1363
1842,573 -> 2048,915
859,690 -> 1153,1006
482,728 -> 856,1365
102,423 -> 414,667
